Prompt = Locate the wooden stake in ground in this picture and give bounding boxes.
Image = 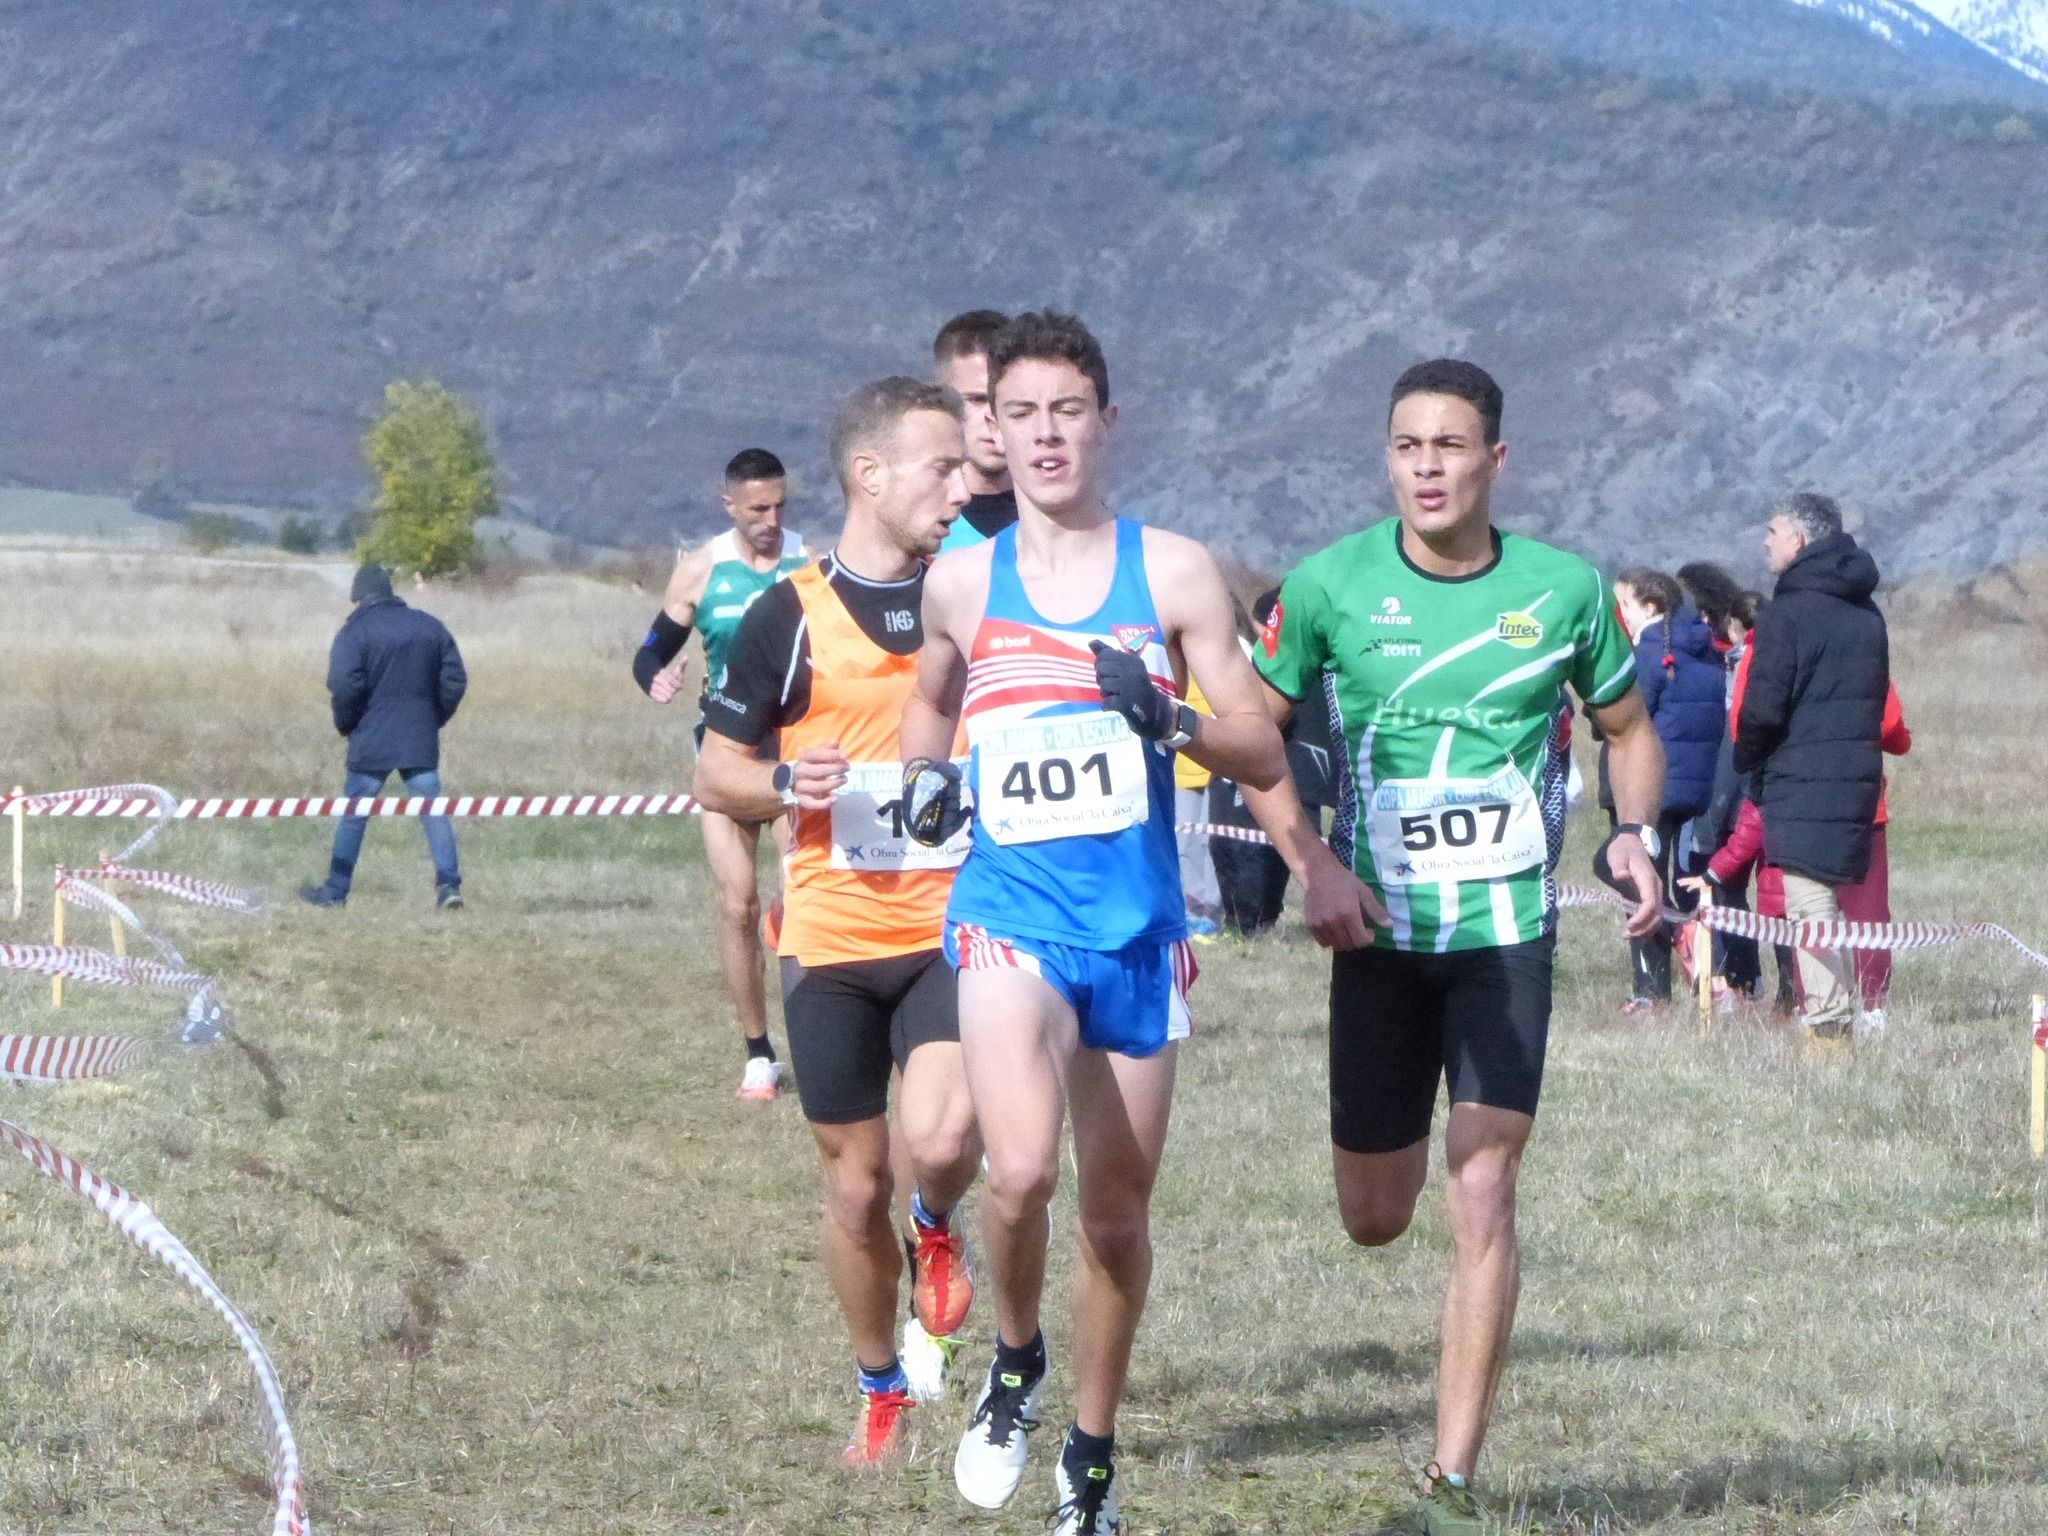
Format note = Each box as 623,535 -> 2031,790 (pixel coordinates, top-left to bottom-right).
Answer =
101,852 -> 125,957
8,785 -> 22,921
1696,886 -> 1714,1037
51,877 -> 65,1009
2031,993 -> 2045,1161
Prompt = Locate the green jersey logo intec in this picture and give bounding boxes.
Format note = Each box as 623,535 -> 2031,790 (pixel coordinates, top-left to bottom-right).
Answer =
1494,611 -> 1544,649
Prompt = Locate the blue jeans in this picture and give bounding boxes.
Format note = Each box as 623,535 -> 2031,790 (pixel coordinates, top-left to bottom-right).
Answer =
326,768 -> 460,895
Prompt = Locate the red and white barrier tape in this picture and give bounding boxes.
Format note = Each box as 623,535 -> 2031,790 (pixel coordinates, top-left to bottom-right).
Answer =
1179,822 -> 2048,976
0,1030 -> 141,1083
1554,881 -> 2048,973
0,1109 -> 307,1535
63,861 -> 264,915
0,940 -> 212,994
7,790 -> 702,820
4,787 -> 292,1528
56,871 -> 188,968
9,782 -> 179,863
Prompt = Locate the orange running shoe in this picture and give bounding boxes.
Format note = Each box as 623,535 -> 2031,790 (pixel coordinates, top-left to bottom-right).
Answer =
909,1210 -> 975,1338
844,1385 -> 915,1466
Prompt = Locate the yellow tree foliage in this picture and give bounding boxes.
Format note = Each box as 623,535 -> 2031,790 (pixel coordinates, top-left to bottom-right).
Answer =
358,380 -> 499,576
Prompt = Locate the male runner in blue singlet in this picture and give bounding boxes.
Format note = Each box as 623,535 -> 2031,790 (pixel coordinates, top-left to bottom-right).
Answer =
901,312 -> 1285,1535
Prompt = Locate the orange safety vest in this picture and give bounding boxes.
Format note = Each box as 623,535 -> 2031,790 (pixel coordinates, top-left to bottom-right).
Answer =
776,561 -> 960,967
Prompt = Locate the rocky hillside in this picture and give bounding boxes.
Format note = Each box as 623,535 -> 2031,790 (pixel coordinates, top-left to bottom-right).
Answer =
2,0 -> 2045,577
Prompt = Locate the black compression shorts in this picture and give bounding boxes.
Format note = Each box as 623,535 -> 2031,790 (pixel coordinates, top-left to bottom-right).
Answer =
1328,934 -> 1555,1155
780,949 -> 959,1125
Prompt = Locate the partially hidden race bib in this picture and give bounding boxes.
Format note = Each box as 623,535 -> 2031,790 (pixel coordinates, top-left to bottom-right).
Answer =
1365,764 -> 1546,887
830,761 -> 971,871
974,710 -> 1149,847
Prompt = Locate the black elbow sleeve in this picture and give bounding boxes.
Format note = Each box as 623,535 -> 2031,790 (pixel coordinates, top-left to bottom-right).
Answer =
633,611 -> 691,694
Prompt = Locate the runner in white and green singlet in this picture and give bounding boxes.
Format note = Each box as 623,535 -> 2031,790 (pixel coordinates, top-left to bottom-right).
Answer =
1243,360 -> 1666,1536
631,448 -> 806,1102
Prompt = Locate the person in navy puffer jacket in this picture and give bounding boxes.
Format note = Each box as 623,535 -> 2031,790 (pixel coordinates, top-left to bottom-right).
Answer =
1612,567 -> 1726,1006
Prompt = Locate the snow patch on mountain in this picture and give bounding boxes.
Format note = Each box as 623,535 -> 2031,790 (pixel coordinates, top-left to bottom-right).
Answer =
1793,0 -> 2048,85
1919,0 -> 2048,83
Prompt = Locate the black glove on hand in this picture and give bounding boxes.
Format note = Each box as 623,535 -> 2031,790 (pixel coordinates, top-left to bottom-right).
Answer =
1089,640 -> 1179,741
903,757 -> 968,846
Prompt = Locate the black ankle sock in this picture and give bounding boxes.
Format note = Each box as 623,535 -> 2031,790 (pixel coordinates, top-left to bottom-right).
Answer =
993,1330 -> 1046,1380
745,1034 -> 775,1062
1063,1424 -> 1114,1469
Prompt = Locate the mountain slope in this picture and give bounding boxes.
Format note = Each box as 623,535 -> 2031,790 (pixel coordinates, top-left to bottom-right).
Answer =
1916,0 -> 2048,83
1372,0 -> 2048,103
1,0 -> 2045,577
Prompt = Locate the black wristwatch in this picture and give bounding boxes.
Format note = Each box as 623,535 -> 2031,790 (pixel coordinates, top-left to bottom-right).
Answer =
771,762 -> 798,806
1161,703 -> 1197,751
1615,821 -> 1662,861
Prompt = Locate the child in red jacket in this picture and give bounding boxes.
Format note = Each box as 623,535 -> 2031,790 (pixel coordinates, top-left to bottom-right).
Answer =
1681,795 -> 1796,1015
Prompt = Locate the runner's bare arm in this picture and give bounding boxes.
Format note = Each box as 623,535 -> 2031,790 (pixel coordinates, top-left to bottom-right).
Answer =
901,549 -> 978,765
663,544 -> 716,626
1236,679 -> 1393,951
693,729 -> 848,818
1589,687 -> 1666,937
1146,531 -> 1286,791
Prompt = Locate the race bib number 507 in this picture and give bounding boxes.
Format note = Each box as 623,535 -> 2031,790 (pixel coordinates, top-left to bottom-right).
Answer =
1364,765 -> 1546,886
973,711 -> 1149,846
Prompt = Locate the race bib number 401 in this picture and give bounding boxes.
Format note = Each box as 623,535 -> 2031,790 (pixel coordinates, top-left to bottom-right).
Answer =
974,711 -> 1149,846
1364,765 -> 1546,887
830,761 -> 970,871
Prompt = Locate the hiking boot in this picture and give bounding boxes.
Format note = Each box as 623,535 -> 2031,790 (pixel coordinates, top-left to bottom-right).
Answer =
298,883 -> 346,909
1416,1463 -> 1495,1534
843,1384 -> 914,1466
908,1207 -> 974,1338
1052,1443 -> 1123,1535
953,1356 -> 1045,1508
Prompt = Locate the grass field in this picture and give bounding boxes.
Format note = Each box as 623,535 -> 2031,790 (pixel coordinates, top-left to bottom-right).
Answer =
3,552 -> 2046,1535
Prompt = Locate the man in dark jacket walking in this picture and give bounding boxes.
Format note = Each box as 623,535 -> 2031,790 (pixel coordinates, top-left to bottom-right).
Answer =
300,564 -> 468,909
1734,493 -> 1889,1040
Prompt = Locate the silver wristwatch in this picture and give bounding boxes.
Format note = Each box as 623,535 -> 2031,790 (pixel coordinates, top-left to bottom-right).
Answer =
1616,821 -> 1662,861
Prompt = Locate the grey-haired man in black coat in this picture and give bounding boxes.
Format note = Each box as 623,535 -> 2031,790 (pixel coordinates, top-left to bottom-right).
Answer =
1734,493 -> 1889,1040
300,564 -> 468,909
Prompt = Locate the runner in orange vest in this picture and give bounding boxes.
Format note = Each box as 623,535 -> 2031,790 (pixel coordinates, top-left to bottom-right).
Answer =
693,377 -> 982,1465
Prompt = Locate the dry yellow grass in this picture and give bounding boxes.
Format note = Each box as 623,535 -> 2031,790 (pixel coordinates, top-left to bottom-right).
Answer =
2,552 -> 2046,1535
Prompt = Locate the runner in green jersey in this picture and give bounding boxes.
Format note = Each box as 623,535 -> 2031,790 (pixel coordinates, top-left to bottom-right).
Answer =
1258,516 -> 1633,952
1243,360 -> 1666,1536
632,448 -> 806,1101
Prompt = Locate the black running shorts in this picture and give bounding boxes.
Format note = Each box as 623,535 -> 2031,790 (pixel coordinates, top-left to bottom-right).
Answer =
1328,934 -> 1555,1155
780,949 -> 959,1125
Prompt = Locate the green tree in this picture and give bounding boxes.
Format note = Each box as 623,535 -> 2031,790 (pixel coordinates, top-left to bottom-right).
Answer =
358,380 -> 499,577
277,515 -> 323,555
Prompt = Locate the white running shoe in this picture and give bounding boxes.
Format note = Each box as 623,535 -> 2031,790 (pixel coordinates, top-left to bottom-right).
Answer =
953,1357 -> 1045,1509
737,1057 -> 782,1101
1053,1451 -> 1123,1535
901,1316 -> 959,1404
